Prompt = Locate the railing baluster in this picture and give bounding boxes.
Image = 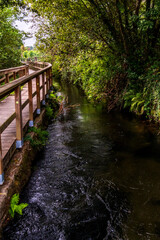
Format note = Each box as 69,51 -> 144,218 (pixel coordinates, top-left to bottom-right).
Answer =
28,80 -> 34,127
36,76 -> 41,114
42,73 -> 45,105
13,72 -> 16,80
50,67 -> 53,90
15,86 -> 23,148
49,68 -> 51,88
5,73 -> 9,84
0,134 -> 4,185
48,69 -> 51,90
46,71 -> 49,98
26,65 -> 29,75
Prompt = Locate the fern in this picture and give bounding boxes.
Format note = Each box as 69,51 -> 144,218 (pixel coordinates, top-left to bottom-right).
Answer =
124,90 -> 145,114
9,194 -> 28,218
27,127 -> 49,148
130,93 -> 145,114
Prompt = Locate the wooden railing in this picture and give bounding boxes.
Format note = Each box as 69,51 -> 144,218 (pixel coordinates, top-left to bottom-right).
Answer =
0,62 -> 52,185
0,65 -> 29,85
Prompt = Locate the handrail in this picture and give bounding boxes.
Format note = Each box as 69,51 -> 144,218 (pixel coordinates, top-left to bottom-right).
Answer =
0,65 -> 28,75
0,64 -> 29,85
0,63 -> 52,99
0,61 -> 53,185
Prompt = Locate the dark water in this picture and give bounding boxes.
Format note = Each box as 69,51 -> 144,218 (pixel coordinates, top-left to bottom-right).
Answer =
3,83 -> 160,240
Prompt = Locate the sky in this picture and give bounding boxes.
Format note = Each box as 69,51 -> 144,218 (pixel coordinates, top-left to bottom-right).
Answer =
15,18 -> 36,46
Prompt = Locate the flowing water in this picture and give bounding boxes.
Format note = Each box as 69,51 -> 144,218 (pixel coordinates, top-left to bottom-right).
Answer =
3,82 -> 160,240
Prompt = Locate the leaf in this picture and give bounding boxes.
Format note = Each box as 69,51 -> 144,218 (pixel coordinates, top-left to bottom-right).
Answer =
10,193 -> 19,206
15,203 -> 28,215
9,193 -> 28,218
130,101 -> 138,111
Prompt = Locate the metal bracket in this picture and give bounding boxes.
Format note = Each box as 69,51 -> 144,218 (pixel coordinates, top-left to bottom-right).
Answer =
0,173 -> 4,185
37,109 -> 41,115
16,140 -> 24,149
29,120 -> 34,127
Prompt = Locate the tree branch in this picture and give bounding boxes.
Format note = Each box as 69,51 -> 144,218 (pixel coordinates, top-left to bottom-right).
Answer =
135,0 -> 142,16
115,0 -> 129,55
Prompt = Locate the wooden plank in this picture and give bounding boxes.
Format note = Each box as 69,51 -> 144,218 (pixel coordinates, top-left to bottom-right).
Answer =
0,65 -> 26,75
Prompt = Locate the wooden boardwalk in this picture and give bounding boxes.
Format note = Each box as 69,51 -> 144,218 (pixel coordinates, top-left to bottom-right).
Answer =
0,67 -> 49,172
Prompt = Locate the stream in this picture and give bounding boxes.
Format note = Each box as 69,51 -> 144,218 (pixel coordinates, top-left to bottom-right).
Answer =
3,82 -> 160,240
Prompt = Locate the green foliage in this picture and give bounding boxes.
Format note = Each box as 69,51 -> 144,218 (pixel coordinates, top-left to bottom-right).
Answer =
23,50 -> 28,59
124,91 -> 145,115
25,127 -> 49,149
0,7 -> 24,69
29,50 -> 34,58
45,105 -> 53,120
123,60 -> 160,119
22,49 -> 40,61
9,193 -> 28,218
26,0 -> 160,121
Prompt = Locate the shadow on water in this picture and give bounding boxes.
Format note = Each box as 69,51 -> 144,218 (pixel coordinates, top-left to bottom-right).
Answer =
3,81 -> 160,240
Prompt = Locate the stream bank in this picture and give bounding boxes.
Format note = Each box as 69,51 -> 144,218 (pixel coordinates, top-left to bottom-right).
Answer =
0,94 -> 59,238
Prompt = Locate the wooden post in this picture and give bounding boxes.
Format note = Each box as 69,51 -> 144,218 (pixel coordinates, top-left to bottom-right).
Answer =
36,75 -> 41,114
42,73 -> 45,105
13,72 -> 16,80
15,86 -> 23,148
48,69 -> 51,90
25,67 -> 27,76
26,65 -> 29,75
28,80 -> 34,127
50,67 -> 53,89
18,70 -> 22,78
5,73 -> 9,84
0,134 -> 4,185
48,68 -> 51,88
46,71 -> 49,98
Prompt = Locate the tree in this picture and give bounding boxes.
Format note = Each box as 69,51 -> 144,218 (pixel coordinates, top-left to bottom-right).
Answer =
28,0 -> 160,71
0,7 -> 23,69
27,0 -> 160,119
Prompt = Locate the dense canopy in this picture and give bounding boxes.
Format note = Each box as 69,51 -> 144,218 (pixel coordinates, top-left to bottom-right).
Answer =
27,0 -> 160,120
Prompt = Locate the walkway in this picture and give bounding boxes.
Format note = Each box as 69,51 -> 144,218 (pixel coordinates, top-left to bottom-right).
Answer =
0,68 -> 46,170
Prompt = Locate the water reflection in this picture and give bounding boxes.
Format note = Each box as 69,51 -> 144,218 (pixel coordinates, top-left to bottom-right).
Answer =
3,82 -> 160,240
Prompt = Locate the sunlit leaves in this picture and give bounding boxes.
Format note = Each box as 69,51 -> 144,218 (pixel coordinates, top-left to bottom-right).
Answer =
0,7 -> 23,69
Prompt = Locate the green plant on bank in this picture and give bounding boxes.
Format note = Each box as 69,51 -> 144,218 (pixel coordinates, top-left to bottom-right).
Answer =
123,90 -> 145,115
52,82 -> 61,91
45,105 -> 53,120
24,127 -> 49,149
9,193 -> 28,218
49,92 -> 57,100
123,60 -> 160,120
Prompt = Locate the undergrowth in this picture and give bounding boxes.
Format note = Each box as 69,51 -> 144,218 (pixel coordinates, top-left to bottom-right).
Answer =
24,127 -> 49,150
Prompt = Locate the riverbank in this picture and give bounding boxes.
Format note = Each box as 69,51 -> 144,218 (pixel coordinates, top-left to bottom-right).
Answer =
0,95 -> 59,238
